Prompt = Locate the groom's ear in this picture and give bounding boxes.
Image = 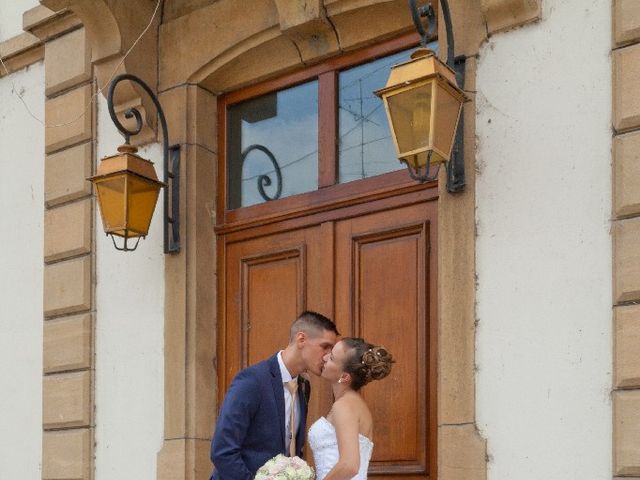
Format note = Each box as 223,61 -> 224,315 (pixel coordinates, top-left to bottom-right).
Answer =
295,331 -> 306,348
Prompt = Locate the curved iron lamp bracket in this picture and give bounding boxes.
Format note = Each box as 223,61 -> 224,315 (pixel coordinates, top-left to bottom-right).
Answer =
407,0 -> 466,192
107,74 -> 180,253
240,144 -> 283,202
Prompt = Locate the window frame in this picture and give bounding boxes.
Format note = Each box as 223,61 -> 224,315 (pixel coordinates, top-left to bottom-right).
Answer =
217,31 -> 428,231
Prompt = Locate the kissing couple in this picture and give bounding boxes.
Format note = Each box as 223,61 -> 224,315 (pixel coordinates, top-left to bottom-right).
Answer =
209,311 -> 394,480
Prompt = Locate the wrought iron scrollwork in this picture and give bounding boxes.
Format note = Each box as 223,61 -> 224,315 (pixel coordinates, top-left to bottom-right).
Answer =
240,144 -> 283,202
107,75 -> 148,144
408,0 -> 455,69
107,74 -> 180,253
409,0 -> 436,48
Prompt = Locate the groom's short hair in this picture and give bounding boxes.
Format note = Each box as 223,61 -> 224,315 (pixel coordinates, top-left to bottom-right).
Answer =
289,310 -> 339,343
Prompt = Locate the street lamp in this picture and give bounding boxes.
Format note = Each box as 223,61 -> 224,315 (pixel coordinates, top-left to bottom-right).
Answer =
88,74 -> 180,252
375,0 -> 468,191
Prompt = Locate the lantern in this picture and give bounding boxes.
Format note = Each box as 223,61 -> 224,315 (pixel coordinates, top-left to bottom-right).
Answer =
375,48 -> 469,177
89,144 -> 164,251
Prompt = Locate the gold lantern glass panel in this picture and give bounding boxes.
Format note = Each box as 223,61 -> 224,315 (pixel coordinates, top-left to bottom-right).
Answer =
94,175 -> 127,236
375,48 -> 468,170
126,174 -> 164,235
385,83 -> 433,168
89,145 -> 164,246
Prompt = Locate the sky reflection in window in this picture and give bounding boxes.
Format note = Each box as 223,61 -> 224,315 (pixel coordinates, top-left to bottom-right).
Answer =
227,81 -> 319,209
338,45 -> 436,183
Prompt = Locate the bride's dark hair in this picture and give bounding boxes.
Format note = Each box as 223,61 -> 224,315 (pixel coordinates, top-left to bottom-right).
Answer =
341,337 -> 394,391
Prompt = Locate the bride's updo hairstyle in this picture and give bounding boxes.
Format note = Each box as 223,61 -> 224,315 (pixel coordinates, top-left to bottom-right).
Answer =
341,337 -> 394,391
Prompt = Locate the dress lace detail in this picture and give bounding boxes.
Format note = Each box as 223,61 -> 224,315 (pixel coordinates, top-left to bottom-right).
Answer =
308,417 -> 373,480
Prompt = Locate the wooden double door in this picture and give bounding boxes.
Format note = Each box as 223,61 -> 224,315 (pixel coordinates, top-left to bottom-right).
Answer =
217,190 -> 438,479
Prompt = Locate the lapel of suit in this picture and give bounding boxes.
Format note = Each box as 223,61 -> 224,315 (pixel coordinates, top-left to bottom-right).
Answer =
268,354 -> 287,452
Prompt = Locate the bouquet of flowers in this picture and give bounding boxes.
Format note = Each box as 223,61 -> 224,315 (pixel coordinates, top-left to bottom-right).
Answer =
254,454 -> 315,480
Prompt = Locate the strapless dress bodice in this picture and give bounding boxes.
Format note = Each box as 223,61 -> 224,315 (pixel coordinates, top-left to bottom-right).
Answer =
308,417 -> 373,480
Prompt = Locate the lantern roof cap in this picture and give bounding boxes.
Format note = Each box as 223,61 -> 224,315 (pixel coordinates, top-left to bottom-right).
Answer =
89,144 -> 165,185
374,48 -> 468,102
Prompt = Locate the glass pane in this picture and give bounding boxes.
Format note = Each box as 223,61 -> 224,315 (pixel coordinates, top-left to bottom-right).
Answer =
127,176 -> 161,237
432,84 -> 463,163
95,176 -> 126,233
387,83 -> 433,158
227,81 -> 319,209
338,48 -> 413,183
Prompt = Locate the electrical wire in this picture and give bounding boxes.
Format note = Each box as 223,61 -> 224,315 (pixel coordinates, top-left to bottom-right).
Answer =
0,0 -> 162,128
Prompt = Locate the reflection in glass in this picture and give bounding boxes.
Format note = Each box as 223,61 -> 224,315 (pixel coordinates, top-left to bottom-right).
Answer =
227,81 -> 319,209
386,84 -> 432,165
338,44 -> 436,183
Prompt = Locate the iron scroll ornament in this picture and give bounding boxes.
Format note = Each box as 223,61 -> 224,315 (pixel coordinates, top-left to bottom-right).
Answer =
240,144 -> 283,202
406,0 -> 466,192
106,73 -> 180,253
408,0 -> 454,69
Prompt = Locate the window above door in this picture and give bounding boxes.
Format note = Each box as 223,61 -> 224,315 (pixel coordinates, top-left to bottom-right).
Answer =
218,33 -> 436,219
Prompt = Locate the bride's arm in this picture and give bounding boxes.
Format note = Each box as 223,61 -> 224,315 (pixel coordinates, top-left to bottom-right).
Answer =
323,402 -> 361,480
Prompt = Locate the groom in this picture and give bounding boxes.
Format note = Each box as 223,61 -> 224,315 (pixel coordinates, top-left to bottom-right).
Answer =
210,311 -> 339,480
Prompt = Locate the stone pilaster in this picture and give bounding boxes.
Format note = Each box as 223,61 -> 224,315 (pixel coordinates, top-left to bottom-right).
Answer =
31,9 -> 96,479
612,1 -> 640,477
155,84 -> 218,480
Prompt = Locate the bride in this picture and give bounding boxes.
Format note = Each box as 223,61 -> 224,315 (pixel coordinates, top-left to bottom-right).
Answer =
308,338 -> 394,480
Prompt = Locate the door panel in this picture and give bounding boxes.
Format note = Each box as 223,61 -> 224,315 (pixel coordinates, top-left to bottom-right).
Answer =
243,247 -> 306,365
219,198 -> 436,479
221,225 -> 335,432
358,229 -> 423,462
224,227 -> 319,382
334,202 -> 436,479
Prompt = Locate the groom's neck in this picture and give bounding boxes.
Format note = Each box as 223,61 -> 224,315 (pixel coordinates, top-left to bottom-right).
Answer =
281,346 -> 302,377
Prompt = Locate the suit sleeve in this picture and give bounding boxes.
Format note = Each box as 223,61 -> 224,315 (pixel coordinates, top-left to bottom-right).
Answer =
211,370 -> 260,480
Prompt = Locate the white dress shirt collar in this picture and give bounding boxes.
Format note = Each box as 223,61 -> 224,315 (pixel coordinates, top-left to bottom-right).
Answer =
277,350 -> 294,383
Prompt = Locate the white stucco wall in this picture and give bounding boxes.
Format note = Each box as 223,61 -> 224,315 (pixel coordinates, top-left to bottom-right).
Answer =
476,1 -> 612,479
0,0 -> 39,42
0,63 -> 44,479
95,96 -> 165,480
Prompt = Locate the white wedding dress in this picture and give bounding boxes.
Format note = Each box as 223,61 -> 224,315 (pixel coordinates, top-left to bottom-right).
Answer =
308,417 -> 373,480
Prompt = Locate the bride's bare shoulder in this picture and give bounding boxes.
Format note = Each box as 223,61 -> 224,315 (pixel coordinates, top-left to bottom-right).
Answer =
332,392 -> 370,417
329,393 -> 373,438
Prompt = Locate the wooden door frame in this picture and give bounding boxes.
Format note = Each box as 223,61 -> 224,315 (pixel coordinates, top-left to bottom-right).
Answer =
216,185 -> 439,478
215,31 -> 444,479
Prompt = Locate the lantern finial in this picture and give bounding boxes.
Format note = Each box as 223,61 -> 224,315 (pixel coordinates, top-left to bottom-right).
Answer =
117,143 -> 138,154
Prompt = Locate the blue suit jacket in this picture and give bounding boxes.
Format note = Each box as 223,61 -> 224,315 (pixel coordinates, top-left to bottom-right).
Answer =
210,354 -> 310,480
